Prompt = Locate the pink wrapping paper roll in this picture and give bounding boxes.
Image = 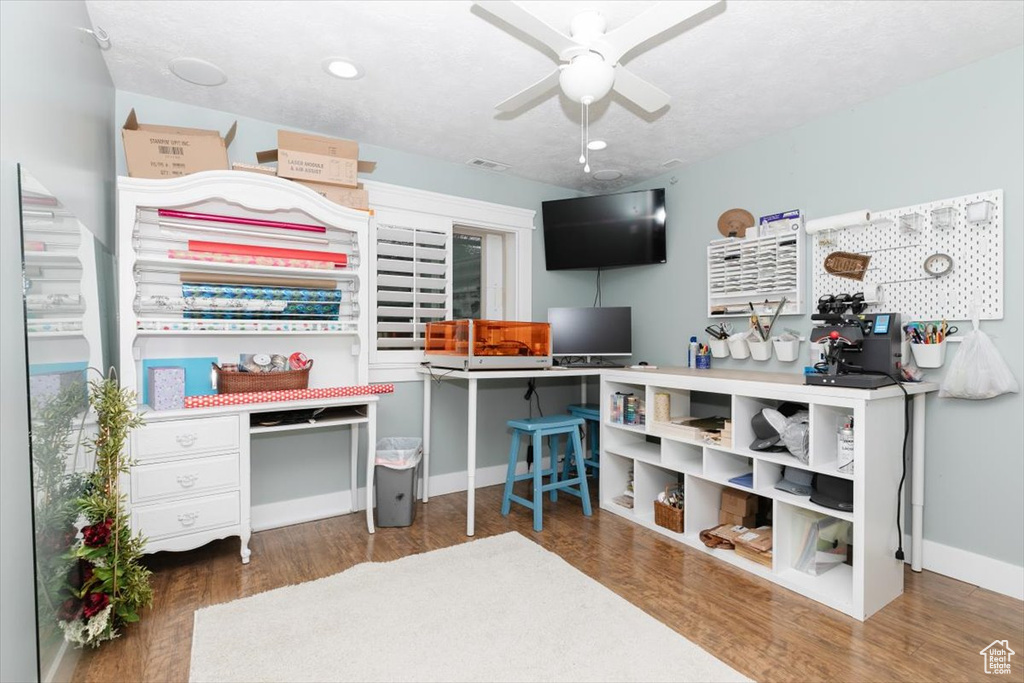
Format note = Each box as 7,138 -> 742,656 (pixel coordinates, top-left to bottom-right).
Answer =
168,249 -> 335,270
184,384 -> 394,408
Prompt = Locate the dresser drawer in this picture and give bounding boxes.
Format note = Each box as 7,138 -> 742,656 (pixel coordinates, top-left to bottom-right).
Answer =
131,453 -> 239,504
132,491 -> 240,541
133,415 -> 239,461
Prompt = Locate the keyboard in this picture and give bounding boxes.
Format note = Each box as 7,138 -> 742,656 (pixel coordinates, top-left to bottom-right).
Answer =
554,362 -> 625,368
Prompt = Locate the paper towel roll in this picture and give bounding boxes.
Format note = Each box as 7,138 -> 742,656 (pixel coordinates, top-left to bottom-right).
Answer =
806,210 -> 871,234
654,392 -> 671,423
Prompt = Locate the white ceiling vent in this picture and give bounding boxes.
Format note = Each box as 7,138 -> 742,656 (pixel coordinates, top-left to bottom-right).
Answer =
466,157 -> 510,173
661,158 -> 684,168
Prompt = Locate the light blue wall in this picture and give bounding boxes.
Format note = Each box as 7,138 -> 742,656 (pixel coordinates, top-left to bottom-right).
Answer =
614,47 -> 1024,567
113,92 -> 586,505
0,2 -> 116,681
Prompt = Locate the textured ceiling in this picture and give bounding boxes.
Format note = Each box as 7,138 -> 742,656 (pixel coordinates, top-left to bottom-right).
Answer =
85,1 -> 1023,192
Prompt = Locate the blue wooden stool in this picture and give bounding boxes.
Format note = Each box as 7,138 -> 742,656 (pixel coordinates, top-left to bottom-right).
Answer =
501,415 -> 592,531
562,403 -> 601,479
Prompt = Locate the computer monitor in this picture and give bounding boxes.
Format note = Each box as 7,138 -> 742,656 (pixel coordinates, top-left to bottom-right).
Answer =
547,307 -> 632,357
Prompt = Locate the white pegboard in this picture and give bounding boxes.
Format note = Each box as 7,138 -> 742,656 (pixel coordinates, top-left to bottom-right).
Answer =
812,190 -> 1003,321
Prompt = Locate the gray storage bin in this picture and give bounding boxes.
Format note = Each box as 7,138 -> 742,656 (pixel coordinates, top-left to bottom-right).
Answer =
374,437 -> 423,528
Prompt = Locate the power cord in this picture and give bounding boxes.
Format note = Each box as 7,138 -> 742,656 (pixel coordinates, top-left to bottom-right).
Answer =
593,267 -> 602,307
523,379 -> 544,469
854,369 -> 911,562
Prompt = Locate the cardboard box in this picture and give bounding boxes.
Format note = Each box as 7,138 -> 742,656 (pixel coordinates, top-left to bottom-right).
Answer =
295,180 -> 369,211
122,109 -> 236,179
719,509 -> 757,527
721,488 -> 758,517
257,130 -> 361,187
231,163 -> 369,211
734,525 -> 773,552
231,162 -> 277,176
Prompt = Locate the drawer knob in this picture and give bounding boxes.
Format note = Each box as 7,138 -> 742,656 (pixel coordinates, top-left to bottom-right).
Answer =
176,473 -> 199,488
177,512 -> 199,527
176,433 -> 198,448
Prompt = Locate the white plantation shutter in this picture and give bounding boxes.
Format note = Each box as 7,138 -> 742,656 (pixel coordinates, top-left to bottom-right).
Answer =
371,210 -> 452,363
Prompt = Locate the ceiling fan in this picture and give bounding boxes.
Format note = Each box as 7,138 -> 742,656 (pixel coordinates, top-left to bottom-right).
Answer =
476,0 -> 722,112
475,0 -> 723,172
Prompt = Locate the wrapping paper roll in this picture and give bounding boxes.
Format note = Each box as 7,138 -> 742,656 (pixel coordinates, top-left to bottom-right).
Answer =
168,249 -> 334,270
805,210 -> 871,234
184,384 -> 395,408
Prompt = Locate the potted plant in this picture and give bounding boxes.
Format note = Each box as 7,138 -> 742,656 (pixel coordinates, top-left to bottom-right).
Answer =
58,371 -> 153,648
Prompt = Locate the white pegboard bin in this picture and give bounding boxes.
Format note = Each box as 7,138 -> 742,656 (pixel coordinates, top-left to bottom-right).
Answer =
811,190 -> 1003,322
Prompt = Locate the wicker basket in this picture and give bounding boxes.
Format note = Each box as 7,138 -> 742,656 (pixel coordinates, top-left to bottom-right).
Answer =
213,360 -> 312,394
653,485 -> 684,533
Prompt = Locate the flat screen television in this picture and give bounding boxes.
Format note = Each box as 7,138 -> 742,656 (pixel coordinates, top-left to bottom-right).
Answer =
547,306 -> 632,357
542,188 -> 666,270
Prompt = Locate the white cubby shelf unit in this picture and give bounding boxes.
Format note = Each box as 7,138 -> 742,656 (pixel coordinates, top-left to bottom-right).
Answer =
599,367 -> 936,620
117,170 -> 371,397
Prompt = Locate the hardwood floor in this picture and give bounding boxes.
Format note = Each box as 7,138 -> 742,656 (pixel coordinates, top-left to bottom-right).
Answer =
73,484 -> 1023,682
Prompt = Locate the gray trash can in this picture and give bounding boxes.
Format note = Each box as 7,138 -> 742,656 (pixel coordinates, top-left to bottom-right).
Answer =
374,437 -> 423,528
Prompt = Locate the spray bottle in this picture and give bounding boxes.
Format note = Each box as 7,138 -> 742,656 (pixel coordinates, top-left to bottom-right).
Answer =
688,336 -> 698,368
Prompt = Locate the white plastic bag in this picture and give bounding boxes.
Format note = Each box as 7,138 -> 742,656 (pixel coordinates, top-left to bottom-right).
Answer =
939,315 -> 1019,400
375,437 -> 423,469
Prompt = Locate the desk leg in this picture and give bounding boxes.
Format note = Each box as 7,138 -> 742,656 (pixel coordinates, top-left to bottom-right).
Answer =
422,374 -> 431,503
580,376 -> 587,405
366,402 -> 377,534
350,418 -> 359,513
467,378 -> 478,536
911,394 -> 926,572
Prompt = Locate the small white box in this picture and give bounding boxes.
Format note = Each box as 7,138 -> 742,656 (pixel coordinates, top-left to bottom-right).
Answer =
148,366 -> 185,410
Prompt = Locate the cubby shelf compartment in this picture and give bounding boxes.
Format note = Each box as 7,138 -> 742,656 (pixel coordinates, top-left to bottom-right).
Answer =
599,368 -> 936,621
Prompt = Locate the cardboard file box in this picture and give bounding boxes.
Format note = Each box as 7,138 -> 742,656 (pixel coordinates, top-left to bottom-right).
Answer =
122,109 -> 236,179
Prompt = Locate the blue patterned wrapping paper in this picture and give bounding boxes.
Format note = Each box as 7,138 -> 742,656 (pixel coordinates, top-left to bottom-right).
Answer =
181,283 -> 342,320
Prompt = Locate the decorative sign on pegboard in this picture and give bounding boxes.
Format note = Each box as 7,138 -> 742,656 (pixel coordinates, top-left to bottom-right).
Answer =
809,190 -> 1003,322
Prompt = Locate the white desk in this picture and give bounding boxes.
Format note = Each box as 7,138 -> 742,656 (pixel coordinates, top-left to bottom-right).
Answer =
132,395 -> 378,563
417,366 -> 606,536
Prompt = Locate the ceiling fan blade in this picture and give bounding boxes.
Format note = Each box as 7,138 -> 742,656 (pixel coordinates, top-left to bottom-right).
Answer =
475,1 -> 579,59
612,67 -> 671,113
600,0 -> 722,65
495,69 -> 561,112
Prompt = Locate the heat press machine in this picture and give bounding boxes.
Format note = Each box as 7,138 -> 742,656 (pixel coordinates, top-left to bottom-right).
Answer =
805,312 -> 902,388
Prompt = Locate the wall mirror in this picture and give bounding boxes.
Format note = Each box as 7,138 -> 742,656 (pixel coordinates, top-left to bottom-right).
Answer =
18,165 -> 116,682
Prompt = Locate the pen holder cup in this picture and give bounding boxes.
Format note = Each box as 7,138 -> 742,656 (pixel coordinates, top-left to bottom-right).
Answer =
709,338 -> 730,358
749,340 -> 773,361
728,338 -> 751,359
773,338 -> 801,362
911,341 -> 946,368
695,354 -> 712,369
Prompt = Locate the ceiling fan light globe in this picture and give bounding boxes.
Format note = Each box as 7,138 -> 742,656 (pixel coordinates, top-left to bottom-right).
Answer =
559,53 -> 615,104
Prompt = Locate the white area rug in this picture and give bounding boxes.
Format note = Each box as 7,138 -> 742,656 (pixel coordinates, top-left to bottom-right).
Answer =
190,532 -> 748,682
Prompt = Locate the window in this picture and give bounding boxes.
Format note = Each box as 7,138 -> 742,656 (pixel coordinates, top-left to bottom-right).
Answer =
453,227 -> 507,320
374,221 -> 450,357
365,181 -> 536,382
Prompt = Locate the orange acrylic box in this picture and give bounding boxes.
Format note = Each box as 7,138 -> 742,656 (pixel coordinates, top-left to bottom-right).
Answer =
424,319 -> 552,370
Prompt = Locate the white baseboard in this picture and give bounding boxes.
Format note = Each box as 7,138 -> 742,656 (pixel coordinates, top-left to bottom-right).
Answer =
251,491 -> 354,532
251,457 -> 553,532
904,534 -> 1024,601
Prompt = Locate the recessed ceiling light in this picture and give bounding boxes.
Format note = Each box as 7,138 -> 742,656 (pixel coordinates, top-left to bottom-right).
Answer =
587,140 -> 607,151
592,169 -> 623,181
324,58 -> 364,80
168,57 -> 227,86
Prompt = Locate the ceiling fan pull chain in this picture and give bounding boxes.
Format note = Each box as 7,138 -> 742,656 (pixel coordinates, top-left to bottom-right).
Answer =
579,101 -> 586,164
584,102 -> 591,173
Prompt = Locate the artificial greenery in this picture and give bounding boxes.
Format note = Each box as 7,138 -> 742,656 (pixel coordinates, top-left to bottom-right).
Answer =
30,379 -> 89,660
59,370 -> 153,648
